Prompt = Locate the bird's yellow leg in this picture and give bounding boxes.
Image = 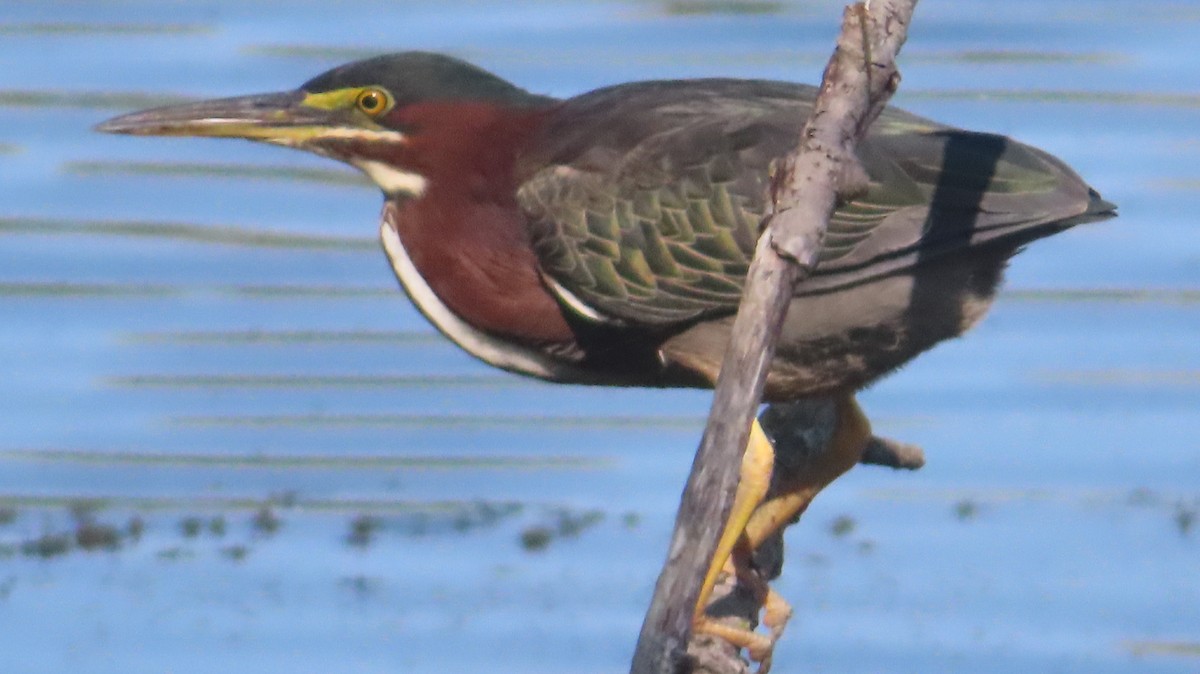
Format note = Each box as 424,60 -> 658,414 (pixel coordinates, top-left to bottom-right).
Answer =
742,394 -> 872,551
693,418 -> 775,619
692,418 -> 776,664
692,395 -> 874,670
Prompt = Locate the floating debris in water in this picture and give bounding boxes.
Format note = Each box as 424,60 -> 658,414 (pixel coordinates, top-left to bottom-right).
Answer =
0,496 -> 537,563
127,515 -> 145,542
68,498 -> 105,524
830,515 -> 856,537
0,507 -> 16,526
180,516 -> 203,538
954,499 -> 980,521
519,526 -> 553,552
392,501 -> 522,537
347,515 -> 382,548
554,509 -> 604,539
517,507 -> 605,552
252,506 -> 282,536
220,545 -> 249,562
1175,502 -> 1196,537
21,532 -> 71,559
75,521 -> 122,551
338,575 -> 382,599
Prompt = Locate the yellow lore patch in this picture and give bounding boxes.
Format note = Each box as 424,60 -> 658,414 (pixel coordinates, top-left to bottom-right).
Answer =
302,87 -> 395,119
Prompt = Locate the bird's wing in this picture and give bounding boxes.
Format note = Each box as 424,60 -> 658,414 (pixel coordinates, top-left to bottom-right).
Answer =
518,80 -> 1105,328
520,113 -> 785,326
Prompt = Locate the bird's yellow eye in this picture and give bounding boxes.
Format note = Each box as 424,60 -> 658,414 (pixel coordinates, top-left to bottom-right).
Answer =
355,88 -> 390,116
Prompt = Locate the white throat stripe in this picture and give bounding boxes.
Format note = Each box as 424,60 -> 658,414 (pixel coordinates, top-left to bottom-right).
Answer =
318,127 -> 407,144
354,159 -> 428,197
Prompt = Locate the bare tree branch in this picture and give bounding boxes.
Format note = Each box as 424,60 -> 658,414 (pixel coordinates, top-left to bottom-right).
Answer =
630,3 -> 919,673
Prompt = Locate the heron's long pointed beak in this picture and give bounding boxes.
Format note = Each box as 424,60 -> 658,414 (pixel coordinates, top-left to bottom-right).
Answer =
95,91 -> 343,144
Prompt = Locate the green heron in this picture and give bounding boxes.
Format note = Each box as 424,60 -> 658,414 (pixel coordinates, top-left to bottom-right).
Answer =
98,51 -> 1114,662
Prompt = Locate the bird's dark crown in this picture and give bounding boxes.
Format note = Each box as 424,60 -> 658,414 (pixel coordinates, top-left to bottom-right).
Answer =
301,51 -> 552,109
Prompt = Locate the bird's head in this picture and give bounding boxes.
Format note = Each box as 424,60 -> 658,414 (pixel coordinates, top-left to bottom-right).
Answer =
96,52 -> 552,198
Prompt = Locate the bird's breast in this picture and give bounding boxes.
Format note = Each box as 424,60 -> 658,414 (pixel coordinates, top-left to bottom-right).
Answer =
382,198 -> 575,345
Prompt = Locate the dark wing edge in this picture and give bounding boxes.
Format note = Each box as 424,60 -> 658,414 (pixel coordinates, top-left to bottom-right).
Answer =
800,127 -> 1116,294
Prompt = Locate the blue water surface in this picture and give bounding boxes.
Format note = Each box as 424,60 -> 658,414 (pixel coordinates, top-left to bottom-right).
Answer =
0,1 -> 1197,673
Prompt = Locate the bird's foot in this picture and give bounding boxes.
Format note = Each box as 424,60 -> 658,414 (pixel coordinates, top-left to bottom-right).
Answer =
693,569 -> 793,673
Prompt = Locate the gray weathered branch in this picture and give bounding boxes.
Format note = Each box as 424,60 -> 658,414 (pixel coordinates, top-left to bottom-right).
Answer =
630,3 -> 919,673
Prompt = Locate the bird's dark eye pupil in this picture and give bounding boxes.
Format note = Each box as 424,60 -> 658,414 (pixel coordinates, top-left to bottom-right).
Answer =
360,92 -> 380,111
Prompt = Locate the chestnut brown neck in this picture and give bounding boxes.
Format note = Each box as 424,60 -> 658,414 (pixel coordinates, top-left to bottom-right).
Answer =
381,101 -> 574,344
